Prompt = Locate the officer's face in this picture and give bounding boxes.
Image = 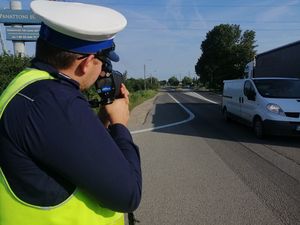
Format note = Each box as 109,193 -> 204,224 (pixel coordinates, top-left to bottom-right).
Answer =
82,55 -> 103,90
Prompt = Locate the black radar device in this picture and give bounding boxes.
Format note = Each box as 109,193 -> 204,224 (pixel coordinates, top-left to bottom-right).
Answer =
88,57 -> 126,107
95,70 -> 125,105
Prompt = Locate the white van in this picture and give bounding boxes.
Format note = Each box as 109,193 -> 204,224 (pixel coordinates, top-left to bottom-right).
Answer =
222,77 -> 300,138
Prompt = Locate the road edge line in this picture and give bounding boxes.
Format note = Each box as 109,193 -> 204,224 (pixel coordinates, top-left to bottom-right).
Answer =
130,93 -> 195,134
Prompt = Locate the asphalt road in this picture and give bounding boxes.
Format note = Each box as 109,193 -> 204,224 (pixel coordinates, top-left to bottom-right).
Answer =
127,90 -> 300,225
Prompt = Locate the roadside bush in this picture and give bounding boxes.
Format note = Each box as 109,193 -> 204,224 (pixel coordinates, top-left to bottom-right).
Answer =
0,54 -> 32,94
125,78 -> 145,92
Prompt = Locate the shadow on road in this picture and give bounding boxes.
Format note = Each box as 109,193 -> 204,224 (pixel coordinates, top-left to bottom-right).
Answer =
150,95 -> 300,149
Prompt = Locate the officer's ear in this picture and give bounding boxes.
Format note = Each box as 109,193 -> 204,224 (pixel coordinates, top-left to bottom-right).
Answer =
78,54 -> 95,74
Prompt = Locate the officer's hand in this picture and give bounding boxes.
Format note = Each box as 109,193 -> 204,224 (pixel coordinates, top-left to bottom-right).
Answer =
100,84 -> 130,126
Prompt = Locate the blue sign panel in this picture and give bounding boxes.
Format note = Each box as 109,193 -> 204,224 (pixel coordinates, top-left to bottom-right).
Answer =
6,27 -> 40,41
0,9 -> 41,25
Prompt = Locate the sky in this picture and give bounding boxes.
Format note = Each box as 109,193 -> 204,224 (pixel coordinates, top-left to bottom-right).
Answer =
0,0 -> 300,81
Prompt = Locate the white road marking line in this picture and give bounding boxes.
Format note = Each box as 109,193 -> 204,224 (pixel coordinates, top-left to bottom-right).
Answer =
184,92 -> 219,104
130,93 -> 195,134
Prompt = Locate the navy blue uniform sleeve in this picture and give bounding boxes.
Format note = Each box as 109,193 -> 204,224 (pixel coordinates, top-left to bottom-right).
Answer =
24,92 -> 142,212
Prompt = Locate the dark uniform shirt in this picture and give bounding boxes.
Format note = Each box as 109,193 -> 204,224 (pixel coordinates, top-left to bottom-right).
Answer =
0,61 -> 142,212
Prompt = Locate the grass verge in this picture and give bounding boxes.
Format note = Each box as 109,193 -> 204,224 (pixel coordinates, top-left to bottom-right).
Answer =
129,90 -> 157,111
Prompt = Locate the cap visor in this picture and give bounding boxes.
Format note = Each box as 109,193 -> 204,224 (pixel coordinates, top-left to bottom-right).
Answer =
106,51 -> 119,62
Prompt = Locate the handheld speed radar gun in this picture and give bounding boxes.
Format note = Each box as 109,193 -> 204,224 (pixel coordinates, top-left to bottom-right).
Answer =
96,70 -> 125,105
93,59 -> 126,106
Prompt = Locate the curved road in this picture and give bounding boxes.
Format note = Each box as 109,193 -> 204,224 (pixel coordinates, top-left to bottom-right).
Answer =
127,90 -> 300,225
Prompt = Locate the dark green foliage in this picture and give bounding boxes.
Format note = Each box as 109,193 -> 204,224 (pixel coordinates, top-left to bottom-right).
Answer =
145,77 -> 160,90
181,76 -> 193,86
125,77 -> 160,92
83,85 -> 100,102
195,24 -> 257,89
159,80 -> 167,86
125,78 -> 145,92
168,76 -> 179,86
0,54 -> 32,94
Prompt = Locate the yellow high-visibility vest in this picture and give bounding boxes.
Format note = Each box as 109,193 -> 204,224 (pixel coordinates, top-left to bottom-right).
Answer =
0,69 -> 124,225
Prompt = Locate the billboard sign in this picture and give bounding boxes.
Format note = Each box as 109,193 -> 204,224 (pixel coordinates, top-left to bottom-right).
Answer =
0,9 -> 41,25
6,27 -> 40,41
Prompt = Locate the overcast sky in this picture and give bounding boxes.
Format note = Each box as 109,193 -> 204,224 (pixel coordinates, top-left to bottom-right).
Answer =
1,0 -> 300,80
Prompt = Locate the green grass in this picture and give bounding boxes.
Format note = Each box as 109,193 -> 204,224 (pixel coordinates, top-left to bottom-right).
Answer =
129,90 -> 157,110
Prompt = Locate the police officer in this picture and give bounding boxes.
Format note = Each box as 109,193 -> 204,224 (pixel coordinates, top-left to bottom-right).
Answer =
0,1 -> 142,225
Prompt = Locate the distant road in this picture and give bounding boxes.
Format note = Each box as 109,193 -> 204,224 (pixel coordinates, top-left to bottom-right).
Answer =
128,90 -> 300,225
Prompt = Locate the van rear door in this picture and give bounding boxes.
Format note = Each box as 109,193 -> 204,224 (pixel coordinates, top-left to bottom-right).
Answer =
240,80 -> 257,123
223,80 -> 244,117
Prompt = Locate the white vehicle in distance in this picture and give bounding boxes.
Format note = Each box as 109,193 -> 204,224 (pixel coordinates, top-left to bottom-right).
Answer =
222,77 -> 300,138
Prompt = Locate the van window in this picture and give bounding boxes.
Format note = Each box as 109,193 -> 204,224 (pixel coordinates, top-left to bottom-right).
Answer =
254,79 -> 300,98
244,81 -> 256,101
244,81 -> 255,96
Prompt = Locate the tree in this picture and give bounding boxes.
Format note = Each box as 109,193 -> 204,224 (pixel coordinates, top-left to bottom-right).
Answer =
181,76 -> 192,86
159,80 -> 167,86
195,24 -> 256,89
146,77 -> 160,90
168,76 -> 179,86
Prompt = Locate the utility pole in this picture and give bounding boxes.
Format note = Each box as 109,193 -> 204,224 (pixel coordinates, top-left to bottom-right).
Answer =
0,30 -> 7,54
143,64 -> 147,90
10,0 -> 25,56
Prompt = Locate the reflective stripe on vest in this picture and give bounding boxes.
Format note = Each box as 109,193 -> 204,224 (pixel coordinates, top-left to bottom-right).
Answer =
0,69 -> 124,225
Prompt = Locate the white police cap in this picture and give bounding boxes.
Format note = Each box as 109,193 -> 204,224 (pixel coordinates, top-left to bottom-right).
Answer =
30,1 -> 127,60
